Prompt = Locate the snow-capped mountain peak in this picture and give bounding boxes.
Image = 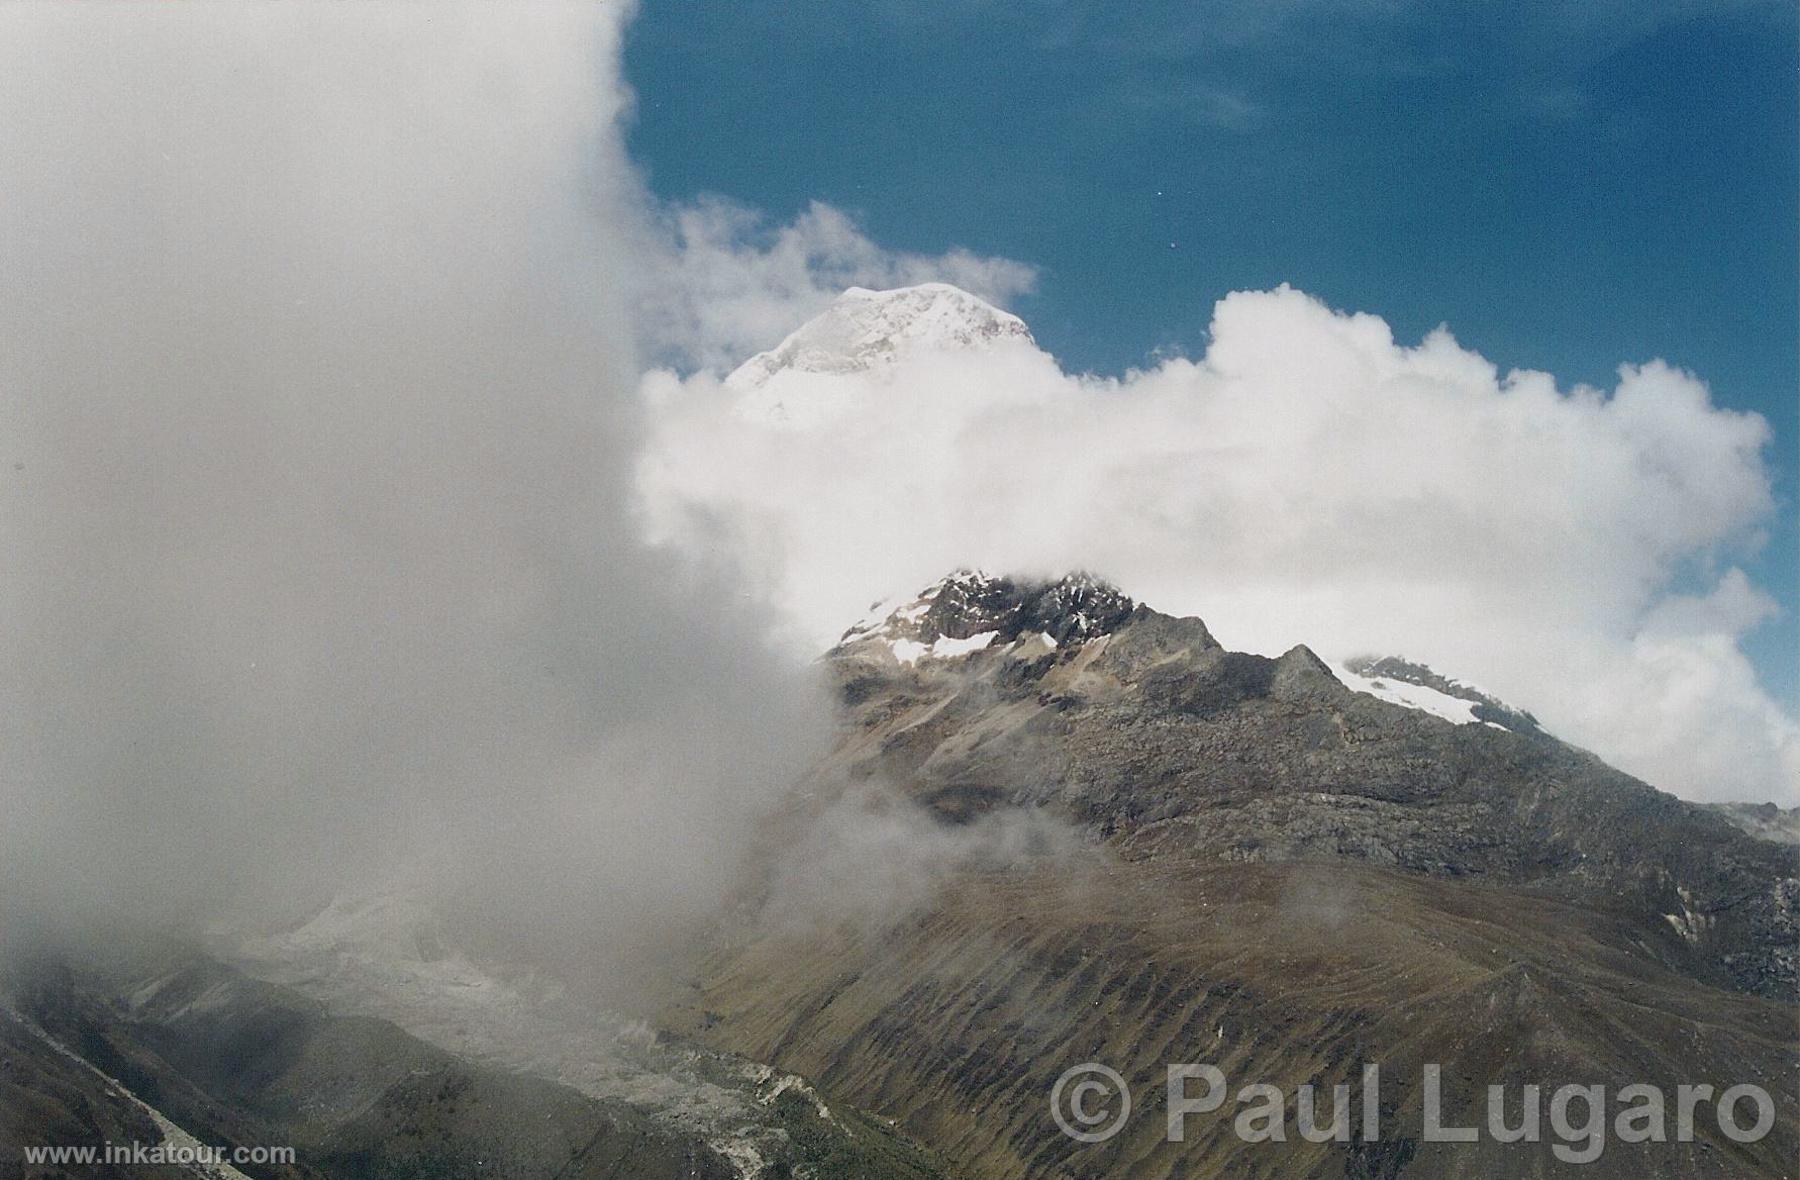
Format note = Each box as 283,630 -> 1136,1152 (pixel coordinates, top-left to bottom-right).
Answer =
836,569 -> 1135,665
836,570 -> 1546,736
726,283 -> 1035,388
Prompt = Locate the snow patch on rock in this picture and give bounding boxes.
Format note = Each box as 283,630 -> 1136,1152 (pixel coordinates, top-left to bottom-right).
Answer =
1331,663 -> 1484,725
887,630 -> 999,665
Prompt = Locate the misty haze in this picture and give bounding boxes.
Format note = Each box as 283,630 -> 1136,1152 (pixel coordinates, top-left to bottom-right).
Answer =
1,4 -> 1795,1180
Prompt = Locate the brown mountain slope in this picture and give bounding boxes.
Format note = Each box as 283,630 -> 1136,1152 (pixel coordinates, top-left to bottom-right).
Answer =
671,858 -> 1796,1177
666,572 -> 1800,1178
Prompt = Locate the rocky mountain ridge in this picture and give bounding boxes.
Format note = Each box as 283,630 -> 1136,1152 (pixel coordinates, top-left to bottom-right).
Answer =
822,569 -> 1798,996
670,569 -> 1800,1179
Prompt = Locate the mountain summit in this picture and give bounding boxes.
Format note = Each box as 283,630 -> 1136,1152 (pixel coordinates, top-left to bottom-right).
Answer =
727,283 -> 1034,388
839,570 -> 1136,661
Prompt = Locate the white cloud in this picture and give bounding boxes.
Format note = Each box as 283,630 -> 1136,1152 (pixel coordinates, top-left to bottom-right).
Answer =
637,282 -> 1798,804
0,3 -> 830,982
633,197 -> 1038,371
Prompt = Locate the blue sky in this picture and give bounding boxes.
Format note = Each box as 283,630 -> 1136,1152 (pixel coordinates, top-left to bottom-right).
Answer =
624,0 -> 1797,704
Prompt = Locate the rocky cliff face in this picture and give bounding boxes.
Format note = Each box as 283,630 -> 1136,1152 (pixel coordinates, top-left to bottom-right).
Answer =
670,571 -> 1800,1179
